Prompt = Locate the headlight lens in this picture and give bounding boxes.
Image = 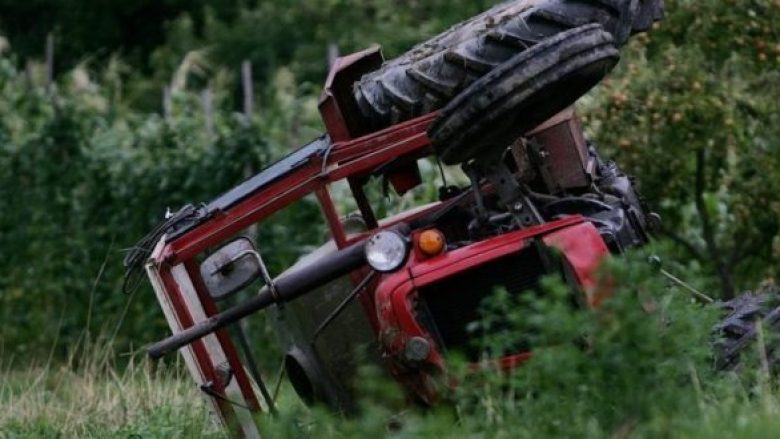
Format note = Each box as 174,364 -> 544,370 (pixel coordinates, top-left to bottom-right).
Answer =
365,231 -> 408,272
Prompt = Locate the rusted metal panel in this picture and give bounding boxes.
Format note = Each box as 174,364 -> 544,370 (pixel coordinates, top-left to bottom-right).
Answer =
319,46 -> 384,141
527,108 -> 592,191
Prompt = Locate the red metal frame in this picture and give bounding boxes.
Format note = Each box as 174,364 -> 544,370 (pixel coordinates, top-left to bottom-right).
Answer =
145,48 -> 612,434
148,51 -> 442,432
147,244 -> 262,437
184,260 -> 262,411
372,216 -> 608,403
159,112 -> 437,265
158,265 -> 233,424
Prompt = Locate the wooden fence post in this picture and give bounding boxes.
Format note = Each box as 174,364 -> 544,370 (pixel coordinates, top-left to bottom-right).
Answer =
327,43 -> 340,70
45,33 -> 54,87
202,88 -> 214,139
241,60 -> 254,124
25,60 -> 34,89
162,86 -> 172,121
241,60 -> 259,237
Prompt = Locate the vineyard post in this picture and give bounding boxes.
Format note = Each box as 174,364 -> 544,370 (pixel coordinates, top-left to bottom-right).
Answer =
327,43 -> 339,70
242,60 -> 254,123
45,33 -> 54,87
202,88 -> 214,140
162,86 -> 172,121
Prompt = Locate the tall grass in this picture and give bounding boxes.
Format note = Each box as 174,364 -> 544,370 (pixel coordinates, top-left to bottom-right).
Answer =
3,248 -> 780,438
0,337 -> 223,438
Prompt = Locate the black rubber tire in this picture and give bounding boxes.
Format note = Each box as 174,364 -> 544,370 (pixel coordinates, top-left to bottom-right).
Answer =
430,24 -> 619,164
713,288 -> 780,370
352,0 -> 664,130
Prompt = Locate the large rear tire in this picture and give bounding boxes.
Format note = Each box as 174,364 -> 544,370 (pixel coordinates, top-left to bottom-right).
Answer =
352,0 -> 664,130
429,24 -> 619,164
713,288 -> 780,370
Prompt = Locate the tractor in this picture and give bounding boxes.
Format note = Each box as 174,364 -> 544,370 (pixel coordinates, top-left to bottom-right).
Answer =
123,1 -> 686,436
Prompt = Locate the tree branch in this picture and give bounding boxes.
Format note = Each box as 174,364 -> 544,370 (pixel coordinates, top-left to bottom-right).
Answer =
694,149 -> 736,299
660,226 -> 706,262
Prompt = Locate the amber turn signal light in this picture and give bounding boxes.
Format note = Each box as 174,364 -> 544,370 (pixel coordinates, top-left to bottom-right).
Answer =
418,229 -> 446,256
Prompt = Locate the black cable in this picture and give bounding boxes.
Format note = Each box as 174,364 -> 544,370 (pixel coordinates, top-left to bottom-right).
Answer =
233,323 -> 279,415
121,204 -> 198,294
200,383 -> 253,411
311,270 -> 377,343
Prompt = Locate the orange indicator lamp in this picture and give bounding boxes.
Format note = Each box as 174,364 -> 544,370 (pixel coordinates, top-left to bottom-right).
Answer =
418,229 -> 446,256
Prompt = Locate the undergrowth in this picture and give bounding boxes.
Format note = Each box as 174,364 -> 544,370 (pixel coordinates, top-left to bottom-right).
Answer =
259,247 -> 780,438
3,248 -> 780,438
0,338 -> 222,438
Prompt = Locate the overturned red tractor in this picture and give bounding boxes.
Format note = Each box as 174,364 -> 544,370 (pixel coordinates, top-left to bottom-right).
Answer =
125,0 -> 666,435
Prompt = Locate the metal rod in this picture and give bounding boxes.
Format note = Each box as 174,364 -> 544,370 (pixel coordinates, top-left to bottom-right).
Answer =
162,86 -> 172,121
648,255 -> 715,304
327,43 -> 339,70
272,356 -> 286,403
223,247 -> 280,302
311,271 -> 376,343
233,323 -> 278,415
660,268 -> 715,304
202,88 -> 214,140
45,33 -> 54,86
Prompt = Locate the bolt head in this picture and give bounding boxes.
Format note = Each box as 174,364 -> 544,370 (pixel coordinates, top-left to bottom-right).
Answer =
404,336 -> 431,363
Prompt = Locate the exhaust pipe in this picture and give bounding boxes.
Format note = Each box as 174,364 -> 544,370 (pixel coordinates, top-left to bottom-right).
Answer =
147,239 -> 368,359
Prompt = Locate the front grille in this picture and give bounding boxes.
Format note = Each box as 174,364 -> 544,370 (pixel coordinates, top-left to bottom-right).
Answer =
416,244 -> 547,360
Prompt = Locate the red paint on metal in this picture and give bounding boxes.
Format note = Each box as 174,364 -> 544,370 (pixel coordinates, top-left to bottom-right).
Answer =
372,216 -> 606,403
542,221 -> 610,307
184,260 -> 262,413
527,108 -> 592,190
468,353 -> 534,373
158,264 -> 235,430
329,114 -> 436,165
145,49 -> 612,412
410,216 -> 583,280
315,188 -> 348,248
387,163 -> 422,196
162,113 -> 437,265
328,133 -> 432,181
166,168 -> 323,263
319,47 -> 384,141
495,352 -> 534,370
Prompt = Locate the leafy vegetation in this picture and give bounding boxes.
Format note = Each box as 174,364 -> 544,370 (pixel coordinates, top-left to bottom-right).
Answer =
584,0 -> 780,297
0,57 -> 326,355
7,251 -> 780,438
0,0 -> 778,436
254,250 -> 780,438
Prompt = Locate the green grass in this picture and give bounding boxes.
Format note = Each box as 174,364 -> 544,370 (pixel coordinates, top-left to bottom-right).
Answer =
4,251 -> 780,438
5,362 -> 780,439
0,341 -> 223,438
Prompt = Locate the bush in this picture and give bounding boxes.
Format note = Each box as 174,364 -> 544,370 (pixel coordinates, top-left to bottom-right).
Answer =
583,0 -> 780,297
0,56 -> 323,356
259,247 -> 780,437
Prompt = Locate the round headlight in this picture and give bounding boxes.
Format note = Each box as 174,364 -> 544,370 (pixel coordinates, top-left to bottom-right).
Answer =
365,231 -> 409,272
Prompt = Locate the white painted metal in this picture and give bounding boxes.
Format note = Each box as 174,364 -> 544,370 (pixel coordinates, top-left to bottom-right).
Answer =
170,264 -> 262,438
145,239 -> 221,421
